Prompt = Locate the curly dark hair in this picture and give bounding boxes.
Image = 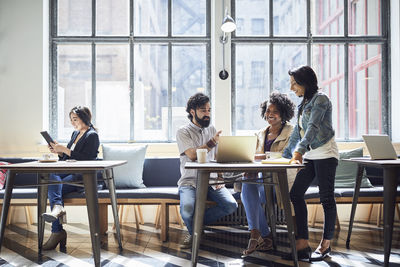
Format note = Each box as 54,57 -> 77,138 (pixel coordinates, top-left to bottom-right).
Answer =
186,93 -> 210,120
288,65 -> 319,100
260,91 -> 295,124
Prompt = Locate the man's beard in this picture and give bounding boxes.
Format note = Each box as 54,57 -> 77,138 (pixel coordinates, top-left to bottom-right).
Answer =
195,112 -> 210,128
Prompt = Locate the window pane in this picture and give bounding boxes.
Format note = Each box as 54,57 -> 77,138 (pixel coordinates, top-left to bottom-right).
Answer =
134,0 -> 168,36
273,44 -> 307,105
96,45 -> 130,141
134,44 -> 168,140
57,44 -> 92,139
349,0 -> 381,36
172,0 -> 206,36
312,0 -> 344,36
172,45 -> 207,140
96,0 -> 129,36
273,0 -> 306,36
348,44 -> 382,138
234,44 -> 269,134
235,0 -> 269,36
58,0 -> 92,36
312,44 -> 345,139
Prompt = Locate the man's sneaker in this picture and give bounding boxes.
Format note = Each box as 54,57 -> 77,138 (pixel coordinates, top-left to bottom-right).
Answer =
180,234 -> 192,249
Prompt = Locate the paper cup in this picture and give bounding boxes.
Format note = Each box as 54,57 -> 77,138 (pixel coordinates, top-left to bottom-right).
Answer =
196,149 -> 208,163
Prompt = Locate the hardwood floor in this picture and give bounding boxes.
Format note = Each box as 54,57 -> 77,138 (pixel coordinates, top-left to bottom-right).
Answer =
0,221 -> 399,266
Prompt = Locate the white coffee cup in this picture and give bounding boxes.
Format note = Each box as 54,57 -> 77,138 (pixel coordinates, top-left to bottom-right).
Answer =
270,152 -> 282,159
42,153 -> 52,160
196,148 -> 208,163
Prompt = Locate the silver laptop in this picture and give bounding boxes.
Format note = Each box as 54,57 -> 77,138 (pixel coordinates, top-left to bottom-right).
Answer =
362,134 -> 398,160
216,136 -> 257,163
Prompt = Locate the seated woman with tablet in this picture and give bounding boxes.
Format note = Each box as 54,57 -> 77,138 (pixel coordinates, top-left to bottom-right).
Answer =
42,106 -> 100,250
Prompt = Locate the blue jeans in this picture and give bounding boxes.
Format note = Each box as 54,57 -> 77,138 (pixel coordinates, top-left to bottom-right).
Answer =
290,158 -> 338,240
179,185 -> 238,235
48,173 -> 82,233
241,176 -> 270,237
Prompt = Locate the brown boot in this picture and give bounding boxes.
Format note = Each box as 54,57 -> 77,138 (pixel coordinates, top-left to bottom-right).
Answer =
241,229 -> 264,258
42,229 -> 67,250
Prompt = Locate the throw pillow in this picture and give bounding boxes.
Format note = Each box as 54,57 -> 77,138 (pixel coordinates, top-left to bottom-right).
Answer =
102,144 -> 148,189
0,161 -> 10,189
335,147 -> 373,188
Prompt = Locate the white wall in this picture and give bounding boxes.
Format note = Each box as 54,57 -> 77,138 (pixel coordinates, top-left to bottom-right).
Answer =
0,0 -> 45,156
391,0 -> 400,141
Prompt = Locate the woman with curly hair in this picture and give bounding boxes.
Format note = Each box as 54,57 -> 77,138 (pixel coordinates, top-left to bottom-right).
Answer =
241,91 -> 296,257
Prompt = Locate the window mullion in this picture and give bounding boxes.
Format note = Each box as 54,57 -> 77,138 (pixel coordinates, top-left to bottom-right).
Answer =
306,0 -> 311,66
91,0 -> 96,126
50,0 -> 58,138
130,0 -> 134,141
168,0 -> 172,141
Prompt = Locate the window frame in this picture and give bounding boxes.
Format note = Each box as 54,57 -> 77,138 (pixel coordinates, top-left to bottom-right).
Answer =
49,0 -> 211,142
231,0 -> 390,141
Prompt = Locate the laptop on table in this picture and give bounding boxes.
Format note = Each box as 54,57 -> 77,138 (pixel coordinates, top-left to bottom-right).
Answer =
216,136 -> 257,163
362,134 -> 399,160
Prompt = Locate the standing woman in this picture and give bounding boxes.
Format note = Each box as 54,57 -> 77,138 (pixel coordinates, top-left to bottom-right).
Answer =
42,106 -> 100,250
282,66 -> 338,261
241,92 -> 295,257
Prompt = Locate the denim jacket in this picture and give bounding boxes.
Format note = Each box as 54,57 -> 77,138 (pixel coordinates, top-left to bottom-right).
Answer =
283,92 -> 335,158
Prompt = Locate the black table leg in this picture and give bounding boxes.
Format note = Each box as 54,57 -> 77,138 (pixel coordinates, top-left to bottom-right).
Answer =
107,168 -> 122,249
346,165 -> 364,249
277,170 -> 298,267
264,175 -> 277,249
83,171 -> 101,267
0,170 -> 15,251
37,173 -> 49,253
191,170 -> 209,267
382,167 -> 398,267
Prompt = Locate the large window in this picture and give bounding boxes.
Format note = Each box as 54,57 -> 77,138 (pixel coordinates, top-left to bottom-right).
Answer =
50,0 -> 210,142
232,0 -> 388,140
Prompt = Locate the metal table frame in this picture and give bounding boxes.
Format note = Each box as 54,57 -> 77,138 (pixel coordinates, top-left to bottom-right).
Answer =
0,160 -> 127,267
345,158 -> 400,267
185,161 -> 303,267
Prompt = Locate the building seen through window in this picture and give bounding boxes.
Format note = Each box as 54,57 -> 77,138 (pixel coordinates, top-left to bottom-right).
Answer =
51,0 -> 209,142
233,0 -> 386,140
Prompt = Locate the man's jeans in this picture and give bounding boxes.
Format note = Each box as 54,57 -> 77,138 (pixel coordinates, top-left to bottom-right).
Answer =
241,179 -> 270,237
290,157 -> 338,240
48,173 -> 82,233
179,185 -> 238,235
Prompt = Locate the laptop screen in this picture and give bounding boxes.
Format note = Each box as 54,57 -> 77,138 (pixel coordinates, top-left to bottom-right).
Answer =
362,134 -> 398,160
216,136 -> 257,163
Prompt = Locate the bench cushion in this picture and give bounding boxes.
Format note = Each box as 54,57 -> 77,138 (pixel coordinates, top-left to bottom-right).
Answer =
340,186 -> 400,198
142,158 -> 181,187
304,186 -> 342,200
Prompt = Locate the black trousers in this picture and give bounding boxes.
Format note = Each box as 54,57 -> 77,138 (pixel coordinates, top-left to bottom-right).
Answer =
290,157 -> 338,240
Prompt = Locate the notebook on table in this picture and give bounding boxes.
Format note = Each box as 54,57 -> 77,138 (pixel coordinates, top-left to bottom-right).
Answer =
216,136 -> 257,163
362,134 -> 399,160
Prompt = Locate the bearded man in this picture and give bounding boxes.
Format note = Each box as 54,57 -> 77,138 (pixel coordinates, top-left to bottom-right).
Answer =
176,93 -> 238,249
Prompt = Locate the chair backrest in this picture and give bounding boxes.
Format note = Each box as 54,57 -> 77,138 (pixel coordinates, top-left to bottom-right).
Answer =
142,158 -> 181,187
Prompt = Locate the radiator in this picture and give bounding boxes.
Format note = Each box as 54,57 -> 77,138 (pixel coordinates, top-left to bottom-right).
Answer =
211,202 -> 287,226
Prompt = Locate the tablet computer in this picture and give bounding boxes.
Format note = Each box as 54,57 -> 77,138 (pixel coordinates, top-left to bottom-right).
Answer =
40,131 -> 55,145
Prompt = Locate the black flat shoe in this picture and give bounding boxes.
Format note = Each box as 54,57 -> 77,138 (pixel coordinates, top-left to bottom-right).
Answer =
310,246 -> 331,261
282,246 -> 312,261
